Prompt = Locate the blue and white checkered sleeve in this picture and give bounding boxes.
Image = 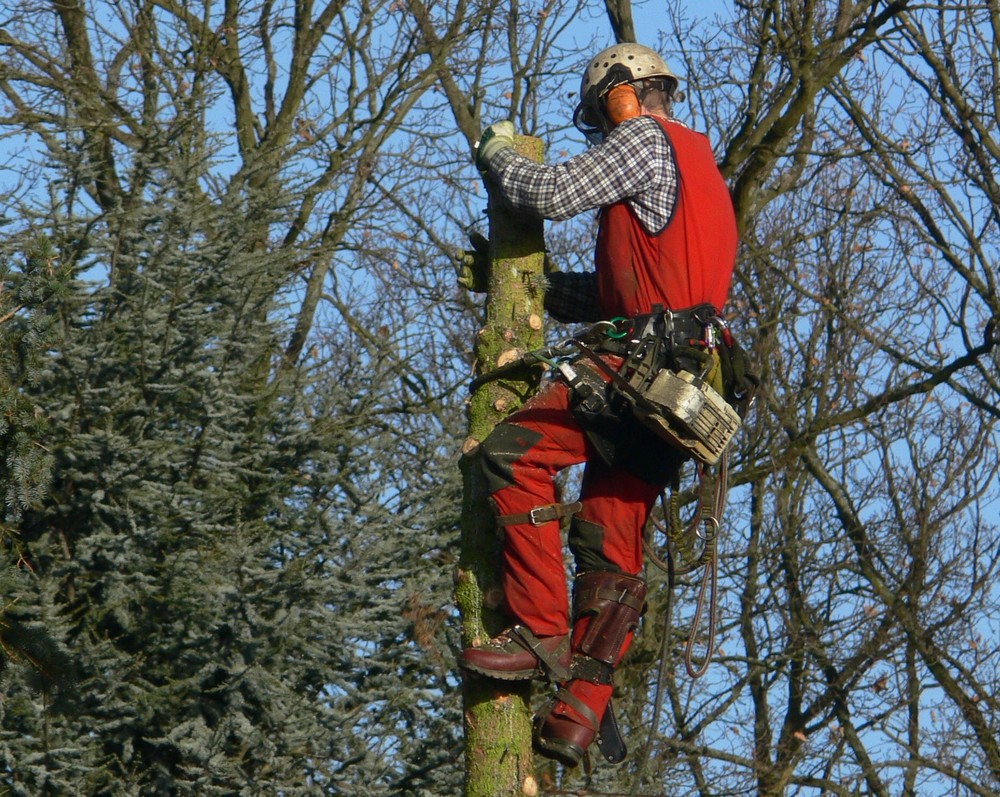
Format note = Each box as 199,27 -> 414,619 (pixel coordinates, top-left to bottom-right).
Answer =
490,117 -> 671,221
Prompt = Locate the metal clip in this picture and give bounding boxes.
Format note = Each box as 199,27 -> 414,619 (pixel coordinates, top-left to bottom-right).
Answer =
697,516 -> 720,542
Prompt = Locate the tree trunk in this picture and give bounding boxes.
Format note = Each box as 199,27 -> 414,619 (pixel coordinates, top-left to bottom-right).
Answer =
456,133 -> 547,797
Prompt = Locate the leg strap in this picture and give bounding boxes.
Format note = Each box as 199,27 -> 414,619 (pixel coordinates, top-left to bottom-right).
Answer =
509,626 -> 573,682
552,687 -> 600,731
571,654 -> 614,685
497,500 -> 582,528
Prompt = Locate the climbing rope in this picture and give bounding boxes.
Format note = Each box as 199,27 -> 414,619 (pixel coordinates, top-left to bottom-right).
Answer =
643,450 -> 728,676
631,450 -> 729,795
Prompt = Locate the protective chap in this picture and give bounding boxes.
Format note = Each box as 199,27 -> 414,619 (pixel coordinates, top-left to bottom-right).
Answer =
573,571 -> 647,677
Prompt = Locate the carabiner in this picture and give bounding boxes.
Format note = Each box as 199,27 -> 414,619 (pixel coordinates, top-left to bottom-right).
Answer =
606,316 -> 631,340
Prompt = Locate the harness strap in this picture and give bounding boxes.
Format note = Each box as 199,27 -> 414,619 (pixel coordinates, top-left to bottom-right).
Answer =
579,586 -> 646,614
570,654 -> 614,685
509,626 -> 573,682
497,501 -> 582,528
552,687 -> 600,731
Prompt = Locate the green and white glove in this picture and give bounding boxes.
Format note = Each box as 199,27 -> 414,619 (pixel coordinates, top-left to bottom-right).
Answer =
457,230 -> 490,293
475,121 -> 515,172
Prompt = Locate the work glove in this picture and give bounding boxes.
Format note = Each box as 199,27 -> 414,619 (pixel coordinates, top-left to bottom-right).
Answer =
457,231 -> 490,293
475,121 -> 515,172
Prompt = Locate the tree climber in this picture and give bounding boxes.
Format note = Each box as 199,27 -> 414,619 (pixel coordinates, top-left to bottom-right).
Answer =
460,43 -> 743,767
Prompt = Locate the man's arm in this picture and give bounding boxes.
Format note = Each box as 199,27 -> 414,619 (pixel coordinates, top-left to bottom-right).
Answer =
458,233 -> 601,322
543,271 -> 602,323
485,116 -> 676,225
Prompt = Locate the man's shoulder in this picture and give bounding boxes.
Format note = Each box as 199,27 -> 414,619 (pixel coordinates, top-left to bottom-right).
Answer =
617,114 -> 666,134
651,117 -> 716,151
659,117 -> 692,131
616,114 -> 700,142
607,115 -> 673,149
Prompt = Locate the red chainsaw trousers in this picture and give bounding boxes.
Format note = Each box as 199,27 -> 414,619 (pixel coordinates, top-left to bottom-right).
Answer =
479,364 -> 672,739
480,371 -> 663,637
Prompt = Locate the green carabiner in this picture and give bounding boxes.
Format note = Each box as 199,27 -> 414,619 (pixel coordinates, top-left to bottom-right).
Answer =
606,316 -> 630,339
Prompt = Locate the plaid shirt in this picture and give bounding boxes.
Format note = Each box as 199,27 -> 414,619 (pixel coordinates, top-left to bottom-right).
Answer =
543,271 -> 602,323
489,115 -> 680,323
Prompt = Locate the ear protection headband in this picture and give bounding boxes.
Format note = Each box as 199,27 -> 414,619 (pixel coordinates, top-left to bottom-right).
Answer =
574,70 -> 677,141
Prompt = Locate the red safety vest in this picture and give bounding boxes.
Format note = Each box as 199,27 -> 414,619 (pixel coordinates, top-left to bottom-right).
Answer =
594,117 -> 737,318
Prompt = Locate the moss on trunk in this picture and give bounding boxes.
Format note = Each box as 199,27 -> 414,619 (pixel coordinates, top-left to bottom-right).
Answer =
458,134 -> 547,797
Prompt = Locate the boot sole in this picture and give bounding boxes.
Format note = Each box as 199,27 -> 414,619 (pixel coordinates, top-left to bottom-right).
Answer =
458,660 -> 543,681
533,732 -> 584,767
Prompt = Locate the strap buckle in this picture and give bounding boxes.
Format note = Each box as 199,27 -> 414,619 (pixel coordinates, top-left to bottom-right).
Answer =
529,506 -> 550,526
498,501 -> 582,528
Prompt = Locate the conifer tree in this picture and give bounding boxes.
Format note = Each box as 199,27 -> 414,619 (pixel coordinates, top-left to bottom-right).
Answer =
1,134 -> 466,794
0,237 -> 71,699
0,3 -> 470,788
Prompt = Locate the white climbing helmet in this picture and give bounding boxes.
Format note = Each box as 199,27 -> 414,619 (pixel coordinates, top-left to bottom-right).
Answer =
574,43 -> 681,139
580,43 -> 679,105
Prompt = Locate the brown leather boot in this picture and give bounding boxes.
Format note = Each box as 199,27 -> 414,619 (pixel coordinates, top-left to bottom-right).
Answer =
534,571 -> 648,765
459,625 -> 572,681
534,688 -> 600,767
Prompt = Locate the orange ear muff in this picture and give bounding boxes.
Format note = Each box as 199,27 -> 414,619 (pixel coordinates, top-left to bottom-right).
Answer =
604,84 -> 641,126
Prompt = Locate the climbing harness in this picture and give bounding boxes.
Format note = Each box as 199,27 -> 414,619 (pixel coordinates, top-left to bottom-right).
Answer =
471,307 -> 756,467
568,309 -> 748,466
